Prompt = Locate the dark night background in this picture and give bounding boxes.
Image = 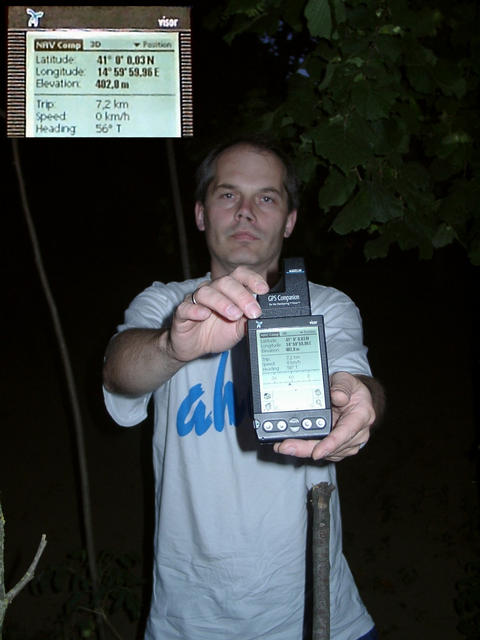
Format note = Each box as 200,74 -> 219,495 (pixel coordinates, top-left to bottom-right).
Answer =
2,2 -> 479,639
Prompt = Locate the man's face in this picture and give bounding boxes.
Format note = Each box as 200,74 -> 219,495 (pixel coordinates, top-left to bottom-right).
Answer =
195,144 -> 297,281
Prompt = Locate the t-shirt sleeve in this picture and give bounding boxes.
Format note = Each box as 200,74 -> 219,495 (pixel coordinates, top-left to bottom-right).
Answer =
103,388 -> 151,427
309,283 -> 372,378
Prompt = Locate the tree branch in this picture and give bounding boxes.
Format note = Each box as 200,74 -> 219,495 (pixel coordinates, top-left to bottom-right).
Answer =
6,534 -> 47,604
1,503 -> 47,639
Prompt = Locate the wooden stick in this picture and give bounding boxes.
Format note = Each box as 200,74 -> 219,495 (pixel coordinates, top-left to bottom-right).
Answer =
312,482 -> 335,640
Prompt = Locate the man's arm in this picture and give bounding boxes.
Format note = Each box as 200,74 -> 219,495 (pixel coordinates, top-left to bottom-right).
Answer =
103,328 -> 183,397
274,372 -> 385,462
103,267 -> 269,397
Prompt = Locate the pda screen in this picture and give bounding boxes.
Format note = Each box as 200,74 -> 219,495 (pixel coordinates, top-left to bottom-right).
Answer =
256,326 -> 326,413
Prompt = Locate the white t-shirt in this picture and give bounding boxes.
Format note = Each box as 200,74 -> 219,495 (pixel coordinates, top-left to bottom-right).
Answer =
104,276 -> 374,640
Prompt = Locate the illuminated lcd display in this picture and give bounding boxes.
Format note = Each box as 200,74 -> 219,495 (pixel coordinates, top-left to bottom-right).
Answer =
256,326 -> 326,413
25,31 -> 181,137
7,6 -> 193,138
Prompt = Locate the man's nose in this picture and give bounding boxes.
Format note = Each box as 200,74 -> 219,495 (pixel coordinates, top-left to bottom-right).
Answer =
235,197 -> 255,221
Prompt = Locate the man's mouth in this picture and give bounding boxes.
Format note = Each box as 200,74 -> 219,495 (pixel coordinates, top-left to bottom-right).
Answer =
229,229 -> 259,242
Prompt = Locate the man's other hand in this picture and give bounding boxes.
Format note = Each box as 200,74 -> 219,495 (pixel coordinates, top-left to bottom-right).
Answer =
273,372 -> 383,462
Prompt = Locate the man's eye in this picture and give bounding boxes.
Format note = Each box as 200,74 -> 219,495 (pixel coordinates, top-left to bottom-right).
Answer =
260,195 -> 274,203
221,192 -> 235,199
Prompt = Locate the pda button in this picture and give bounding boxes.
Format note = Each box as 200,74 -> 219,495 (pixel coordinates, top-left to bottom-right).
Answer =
315,417 -> 326,429
277,420 -> 287,431
302,418 -> 313,429
263,421 -> 274,432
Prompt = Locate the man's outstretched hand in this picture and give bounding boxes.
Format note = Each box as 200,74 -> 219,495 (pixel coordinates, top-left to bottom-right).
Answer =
103,266 -> 269,398
167,266 -> 269,363
273,372 -> 383,462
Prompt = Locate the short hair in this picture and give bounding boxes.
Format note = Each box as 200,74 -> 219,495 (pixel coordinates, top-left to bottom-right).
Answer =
194,135 -> 300,212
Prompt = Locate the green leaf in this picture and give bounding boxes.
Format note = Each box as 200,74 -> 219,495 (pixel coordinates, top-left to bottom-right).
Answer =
468,242 -> 480,266
370,119 -> 409,156
331,186 -> 374,234
432,223 -> 456,248
399,215 -> 436,259
317,61 -> 337,91
341,36 -> 369,59
222,0 -> 267,18
282,0 -> 305,30
378,24 -> 404,36
438,178 -> 480,227
284,75 -> 318,126
125,591 -> 141,618
433,60 -> 467,99
410,7 -> 443,38
256,109 -> 277,132
311,115 -> 374,172
318,167 -> 357,210
441,131 -> 472,146
331,182 -> 403,234
375,34 -> 403,62
401,162 -> 431,191
346,56 -> 364,69
406,65 -> 435,94
305,0 -> 332,39
394,102 -> 422,135
332,0 -> 346,25
352,80 -> 398,120
295,153 -> 319,184
364,232 -> 395,259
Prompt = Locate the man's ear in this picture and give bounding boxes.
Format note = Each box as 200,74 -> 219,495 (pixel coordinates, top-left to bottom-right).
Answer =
194,202 -> 205,231
284,209 -> 297,238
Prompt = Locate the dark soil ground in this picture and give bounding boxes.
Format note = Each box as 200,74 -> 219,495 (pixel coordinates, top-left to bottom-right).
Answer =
1,213 -> 478,639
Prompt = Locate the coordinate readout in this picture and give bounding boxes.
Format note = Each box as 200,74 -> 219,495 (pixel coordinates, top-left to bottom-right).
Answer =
257,327 -> 326,413
26,31 -> 181,137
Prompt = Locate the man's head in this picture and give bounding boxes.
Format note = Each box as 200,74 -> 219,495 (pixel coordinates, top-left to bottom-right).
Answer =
194,138 -> 299,281
195,136 -> 300,212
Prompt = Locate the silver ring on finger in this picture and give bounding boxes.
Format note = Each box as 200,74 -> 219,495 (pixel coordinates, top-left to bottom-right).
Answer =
191,289 -> 199,305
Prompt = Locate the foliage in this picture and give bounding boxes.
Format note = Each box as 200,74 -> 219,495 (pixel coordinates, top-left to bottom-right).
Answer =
30,549 -> 142,639
202,0 -> 480,264
455,560 -> 480,638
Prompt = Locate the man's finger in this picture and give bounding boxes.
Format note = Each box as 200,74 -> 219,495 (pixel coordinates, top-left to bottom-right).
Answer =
330,371 -> 357,401
274,438 -> 317,458
191,271 -> 268,320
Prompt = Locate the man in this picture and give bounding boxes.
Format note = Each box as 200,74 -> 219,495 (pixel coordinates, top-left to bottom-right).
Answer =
103,138 -> 384,639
